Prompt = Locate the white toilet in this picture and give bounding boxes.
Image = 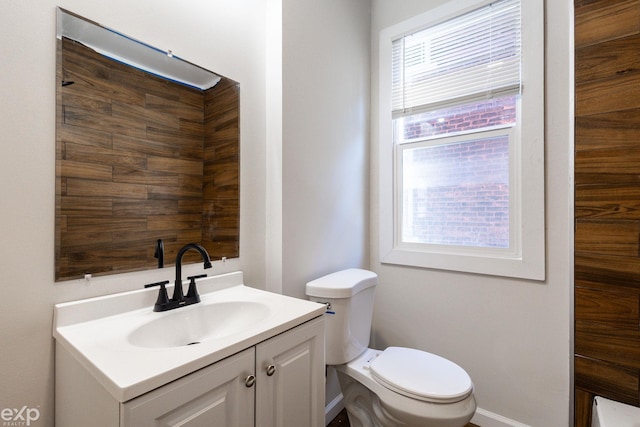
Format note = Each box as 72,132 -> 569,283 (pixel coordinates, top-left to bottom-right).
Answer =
591,396 -> 640,427
306,268 -> 476,427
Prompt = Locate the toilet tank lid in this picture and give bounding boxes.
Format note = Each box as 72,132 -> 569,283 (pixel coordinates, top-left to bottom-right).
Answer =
306,269 -> 377,298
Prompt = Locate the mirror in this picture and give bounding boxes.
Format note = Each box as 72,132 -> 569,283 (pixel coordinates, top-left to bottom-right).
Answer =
55,8 -> 239,281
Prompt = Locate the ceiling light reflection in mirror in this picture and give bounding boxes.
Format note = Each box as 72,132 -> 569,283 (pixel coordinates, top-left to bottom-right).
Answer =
57,9 -> 221,90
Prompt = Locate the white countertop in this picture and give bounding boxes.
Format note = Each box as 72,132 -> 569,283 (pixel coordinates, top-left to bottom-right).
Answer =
53,271 -> 325,402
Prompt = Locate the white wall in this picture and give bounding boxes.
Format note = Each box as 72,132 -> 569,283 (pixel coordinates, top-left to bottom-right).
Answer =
370,1 -> 573,426
1,1 -> 268,425
281,0 -> 371,299
279,2 -> 371,417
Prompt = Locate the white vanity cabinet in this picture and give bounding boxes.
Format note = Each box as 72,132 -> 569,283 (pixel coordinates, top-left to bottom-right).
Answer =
255,316 -> 324,427
121,347 -> 256,427
56,316 -> 324,427
54,274 -> 327,427
121,317 -> 324,427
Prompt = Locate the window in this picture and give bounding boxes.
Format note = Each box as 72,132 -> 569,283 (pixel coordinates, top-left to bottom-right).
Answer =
378,0 -> 545,280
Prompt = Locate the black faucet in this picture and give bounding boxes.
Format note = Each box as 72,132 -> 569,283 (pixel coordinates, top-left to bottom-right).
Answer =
172,243 -> 212,304
144,243 -> 212,312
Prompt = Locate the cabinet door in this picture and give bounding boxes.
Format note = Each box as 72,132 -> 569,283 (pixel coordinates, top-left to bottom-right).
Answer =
255,317 -> 324,427
122,348 -> 255,427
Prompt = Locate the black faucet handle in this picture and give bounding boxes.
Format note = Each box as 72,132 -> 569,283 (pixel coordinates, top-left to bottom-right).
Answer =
186,274 -> 206,301
144,280 -> 170,289
144,280 -> 171,312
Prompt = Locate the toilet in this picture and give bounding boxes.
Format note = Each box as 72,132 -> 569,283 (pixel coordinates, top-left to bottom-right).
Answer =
591,396 -> 640,427
306,268 -> 476,427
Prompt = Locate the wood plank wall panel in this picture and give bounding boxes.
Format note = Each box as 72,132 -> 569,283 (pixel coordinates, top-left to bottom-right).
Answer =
574,1 -> 640,425
56,38 -> 239,280
575,388 -> 594,427
202,78 -> 240,258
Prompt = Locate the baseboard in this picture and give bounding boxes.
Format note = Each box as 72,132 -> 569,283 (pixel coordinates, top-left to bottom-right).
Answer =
325,393 -> 345,426
471,407 -> 531,427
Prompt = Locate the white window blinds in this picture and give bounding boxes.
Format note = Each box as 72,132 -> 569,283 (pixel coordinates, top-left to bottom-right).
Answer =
391,0 -> 521,118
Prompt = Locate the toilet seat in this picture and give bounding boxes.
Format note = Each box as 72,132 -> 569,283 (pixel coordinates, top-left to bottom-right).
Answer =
369,347 -> 473,404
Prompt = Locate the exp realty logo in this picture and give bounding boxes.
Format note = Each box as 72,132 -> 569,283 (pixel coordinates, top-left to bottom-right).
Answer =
1,406 -> 40,426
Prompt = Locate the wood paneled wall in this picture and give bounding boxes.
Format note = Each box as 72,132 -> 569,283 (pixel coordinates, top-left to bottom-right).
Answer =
574,1 -> 640,425
202,78 -> 240,256
56,38 -> 239,280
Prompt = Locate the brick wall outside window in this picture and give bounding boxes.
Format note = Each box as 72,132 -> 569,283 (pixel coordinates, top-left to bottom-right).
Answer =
402,97 -> 516,140
400,97 -> 515,248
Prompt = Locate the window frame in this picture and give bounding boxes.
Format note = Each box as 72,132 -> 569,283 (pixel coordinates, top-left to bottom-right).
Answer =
396,123 -> 517,254
378,0 -> 545,280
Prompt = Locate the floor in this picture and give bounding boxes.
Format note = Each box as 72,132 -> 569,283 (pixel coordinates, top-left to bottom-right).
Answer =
327,409 -> 350,426
327,409 -> 479,426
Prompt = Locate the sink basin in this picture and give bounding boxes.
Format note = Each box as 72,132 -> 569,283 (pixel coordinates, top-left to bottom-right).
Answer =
128,301 -> 271,348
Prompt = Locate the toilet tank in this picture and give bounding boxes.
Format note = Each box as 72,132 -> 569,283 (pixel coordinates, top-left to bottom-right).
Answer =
305,269 -> 377,365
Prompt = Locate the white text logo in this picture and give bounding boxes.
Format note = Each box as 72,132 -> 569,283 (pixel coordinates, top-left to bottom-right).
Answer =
1,406 -> 40,426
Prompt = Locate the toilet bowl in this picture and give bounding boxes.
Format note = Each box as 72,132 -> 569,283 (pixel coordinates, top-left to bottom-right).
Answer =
336,348 -> 475,427
306,269 -> 476,427
592,396 -> 640,427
